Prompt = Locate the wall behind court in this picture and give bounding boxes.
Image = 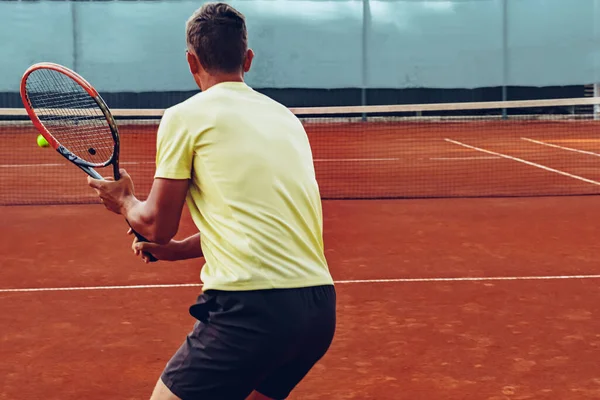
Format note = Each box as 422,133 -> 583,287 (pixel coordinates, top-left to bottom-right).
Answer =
0,0 -> 598,94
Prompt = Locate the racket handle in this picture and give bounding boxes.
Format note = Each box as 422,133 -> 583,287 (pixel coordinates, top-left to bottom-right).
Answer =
111,167 -> 157,262
126,220 -> 158,263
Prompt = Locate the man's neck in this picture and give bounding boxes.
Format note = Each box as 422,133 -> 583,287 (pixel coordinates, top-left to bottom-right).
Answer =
200,73 -> 244,92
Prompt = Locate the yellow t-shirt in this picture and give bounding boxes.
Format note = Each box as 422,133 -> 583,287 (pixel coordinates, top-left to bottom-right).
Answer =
154,81 -> 333,291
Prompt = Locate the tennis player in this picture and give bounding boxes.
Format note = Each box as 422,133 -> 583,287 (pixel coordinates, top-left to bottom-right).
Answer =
88,3 -> 336,400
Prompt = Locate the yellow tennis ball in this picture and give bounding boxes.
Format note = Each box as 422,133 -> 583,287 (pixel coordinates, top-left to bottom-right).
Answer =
37,135 -> 49,148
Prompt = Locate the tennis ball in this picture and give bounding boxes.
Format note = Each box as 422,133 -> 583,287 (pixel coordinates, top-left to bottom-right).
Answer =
37,135 -> 49,148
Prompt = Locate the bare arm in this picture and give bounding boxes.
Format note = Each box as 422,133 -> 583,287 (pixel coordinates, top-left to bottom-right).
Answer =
131,231 -> 203,263
88,170 -> 189,245
121,178 -> 189,245
173,233 -> 204,259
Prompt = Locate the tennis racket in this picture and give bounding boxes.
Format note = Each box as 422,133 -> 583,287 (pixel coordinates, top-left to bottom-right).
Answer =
20,62 -> 157,262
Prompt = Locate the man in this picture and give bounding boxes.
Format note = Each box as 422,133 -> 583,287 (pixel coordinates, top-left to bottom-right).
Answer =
88,3 -> 336,400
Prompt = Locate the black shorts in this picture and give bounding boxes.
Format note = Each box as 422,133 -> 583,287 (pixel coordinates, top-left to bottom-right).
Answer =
160,285 -> 336,400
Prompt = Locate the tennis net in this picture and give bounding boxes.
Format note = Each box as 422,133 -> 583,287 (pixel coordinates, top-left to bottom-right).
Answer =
1,97 -> 600,205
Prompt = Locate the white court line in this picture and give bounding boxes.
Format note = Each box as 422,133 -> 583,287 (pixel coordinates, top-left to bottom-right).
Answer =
445,139 -> 600,186
1,159 -> 401,168
429,156 -> 501,161
0,163 -> 65,168
0,161 -> 155,168
0,157 -> 509,168
521,137 -> 600,157
1,157 -> 506,168
313,158 -> 399,162
2,274 -> 600,293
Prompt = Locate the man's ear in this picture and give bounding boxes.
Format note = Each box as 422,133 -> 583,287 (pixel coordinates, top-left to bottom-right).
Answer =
243,49 -> 254,73
187,50 -> 201,75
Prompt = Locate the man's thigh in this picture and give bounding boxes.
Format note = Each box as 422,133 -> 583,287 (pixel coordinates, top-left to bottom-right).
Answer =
159,286 -> 336,400
159,293 -> 278,400
150,378 -> 181,400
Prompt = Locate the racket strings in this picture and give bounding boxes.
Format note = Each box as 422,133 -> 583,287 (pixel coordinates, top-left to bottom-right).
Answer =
25,69 -> 115,165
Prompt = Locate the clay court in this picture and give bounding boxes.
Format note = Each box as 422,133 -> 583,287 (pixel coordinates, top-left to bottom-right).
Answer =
2,115 -> 600,399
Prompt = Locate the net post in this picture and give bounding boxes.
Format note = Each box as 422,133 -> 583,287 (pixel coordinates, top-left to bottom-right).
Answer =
361,88 -> 367,121
595,83 -> 600,120
502,86 -> 508,119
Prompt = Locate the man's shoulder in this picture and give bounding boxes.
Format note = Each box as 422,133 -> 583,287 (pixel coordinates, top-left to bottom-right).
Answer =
165,92 -> 208,116
159,92 -> 217,129
163,85 -> 296,124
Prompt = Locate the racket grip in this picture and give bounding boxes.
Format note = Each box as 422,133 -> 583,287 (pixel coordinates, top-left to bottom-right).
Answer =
126,220 -> 158,263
